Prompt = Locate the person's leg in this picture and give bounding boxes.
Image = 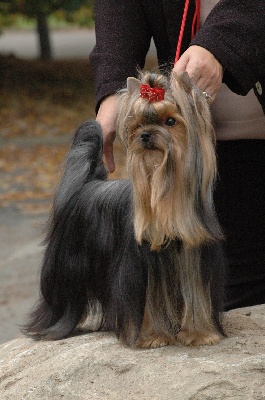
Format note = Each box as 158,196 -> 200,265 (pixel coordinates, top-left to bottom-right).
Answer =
215,139 -> 265,310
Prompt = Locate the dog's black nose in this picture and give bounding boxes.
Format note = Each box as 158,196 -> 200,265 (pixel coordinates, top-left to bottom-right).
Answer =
141,132 -> 152,142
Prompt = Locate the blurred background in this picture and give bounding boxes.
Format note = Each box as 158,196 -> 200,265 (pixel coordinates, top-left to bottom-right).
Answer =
0,1 -> 156,344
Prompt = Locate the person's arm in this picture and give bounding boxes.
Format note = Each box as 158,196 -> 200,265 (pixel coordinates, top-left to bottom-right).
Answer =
190,0 -> 265,95
89,0 -> 152,172
95,94 -> 118,173
90,0 -> 152,111
174,0 -> 265,99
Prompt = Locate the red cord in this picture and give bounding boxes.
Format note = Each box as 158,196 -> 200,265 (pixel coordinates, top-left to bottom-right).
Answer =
174,0 -> 201,64
174,0 -> 190,64
191,0 -> 201,38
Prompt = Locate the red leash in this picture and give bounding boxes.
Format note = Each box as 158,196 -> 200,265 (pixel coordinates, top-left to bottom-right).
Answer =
174,0 -> 201,64
191,0 -> 201,39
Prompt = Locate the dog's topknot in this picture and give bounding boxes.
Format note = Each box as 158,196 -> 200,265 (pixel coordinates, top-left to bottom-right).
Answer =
141,72 -> 169,90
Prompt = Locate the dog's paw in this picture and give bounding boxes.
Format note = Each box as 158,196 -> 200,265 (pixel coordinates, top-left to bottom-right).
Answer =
176,330 -> 221,347
136,334 -> 176,349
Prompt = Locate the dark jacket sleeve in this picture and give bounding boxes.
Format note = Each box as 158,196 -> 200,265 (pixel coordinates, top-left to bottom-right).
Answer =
191,0 -> 265,96
89,0 -> 152,111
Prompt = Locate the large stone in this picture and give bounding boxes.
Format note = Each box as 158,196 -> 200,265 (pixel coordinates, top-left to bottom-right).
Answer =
0,305 -> 265,399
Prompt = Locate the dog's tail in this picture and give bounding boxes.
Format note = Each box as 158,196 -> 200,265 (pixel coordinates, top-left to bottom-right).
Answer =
54,120 -> 107,213
22,120 -> 107,340
23,198 -> 92,340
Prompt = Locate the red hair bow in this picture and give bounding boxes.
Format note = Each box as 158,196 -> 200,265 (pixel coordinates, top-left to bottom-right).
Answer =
140,84 -> 165,102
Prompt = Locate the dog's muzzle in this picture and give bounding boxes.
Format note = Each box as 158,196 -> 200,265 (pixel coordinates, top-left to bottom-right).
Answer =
141,132 -> 152,142
141,131 -> 154,148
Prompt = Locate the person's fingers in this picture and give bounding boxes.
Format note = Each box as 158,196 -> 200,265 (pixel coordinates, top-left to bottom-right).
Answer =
173,52 -> 189,74
202,90 -> 214,104
104,141 -> 115,173
96,94 -> 118,173
173,46 -> 223,101
187,63 -> 222,93
183,58 -> 203,84
196,78 -> 218,102
196,67 -> 223,93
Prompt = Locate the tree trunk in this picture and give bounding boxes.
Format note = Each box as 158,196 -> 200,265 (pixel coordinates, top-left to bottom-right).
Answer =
36,12 -> 52,60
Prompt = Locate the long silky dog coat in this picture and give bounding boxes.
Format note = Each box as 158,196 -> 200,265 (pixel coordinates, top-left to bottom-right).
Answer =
24,73 -> 225,348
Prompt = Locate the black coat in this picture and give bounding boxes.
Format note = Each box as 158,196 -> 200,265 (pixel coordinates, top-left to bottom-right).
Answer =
89,0 -> 265,112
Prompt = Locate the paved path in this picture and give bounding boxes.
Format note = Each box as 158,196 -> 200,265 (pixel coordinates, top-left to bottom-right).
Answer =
0,28 -> 96,59
0,28 -> 155,59
0,208 -> 43,344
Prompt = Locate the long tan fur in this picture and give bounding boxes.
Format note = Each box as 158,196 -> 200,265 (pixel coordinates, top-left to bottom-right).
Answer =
115,72 -> 224,347
116,72 -> 222,251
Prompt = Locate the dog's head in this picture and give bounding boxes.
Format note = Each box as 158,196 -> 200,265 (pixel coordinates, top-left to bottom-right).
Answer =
116,72 -> 221,250
117,72 -> 187,166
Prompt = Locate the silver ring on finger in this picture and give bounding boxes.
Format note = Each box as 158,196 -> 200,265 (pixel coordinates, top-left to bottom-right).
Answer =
202,91 -> 213,104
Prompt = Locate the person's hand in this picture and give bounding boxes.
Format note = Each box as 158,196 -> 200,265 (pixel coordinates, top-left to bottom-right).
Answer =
173,45 -> 224,102
96,94 -> 118,173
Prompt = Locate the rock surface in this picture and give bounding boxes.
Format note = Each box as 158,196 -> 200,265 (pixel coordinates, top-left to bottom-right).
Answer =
1,305 -> 265,400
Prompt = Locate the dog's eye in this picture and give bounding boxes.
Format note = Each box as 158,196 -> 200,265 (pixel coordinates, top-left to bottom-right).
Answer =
164,117 -> 176,126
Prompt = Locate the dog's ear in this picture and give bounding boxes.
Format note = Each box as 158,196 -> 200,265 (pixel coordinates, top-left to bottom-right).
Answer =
170,71 -> 193,95
170,71 -> 210,117
127,77 -> 142,94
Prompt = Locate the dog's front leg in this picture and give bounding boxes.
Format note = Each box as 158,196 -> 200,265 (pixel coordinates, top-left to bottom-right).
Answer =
176,326 -> 221,347
136,304 -> 176,349
176,296 -> 221,347
174,248 -> 223,347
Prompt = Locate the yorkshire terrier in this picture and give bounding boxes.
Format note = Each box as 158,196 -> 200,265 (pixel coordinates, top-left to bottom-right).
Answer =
23,72 -> 225,348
